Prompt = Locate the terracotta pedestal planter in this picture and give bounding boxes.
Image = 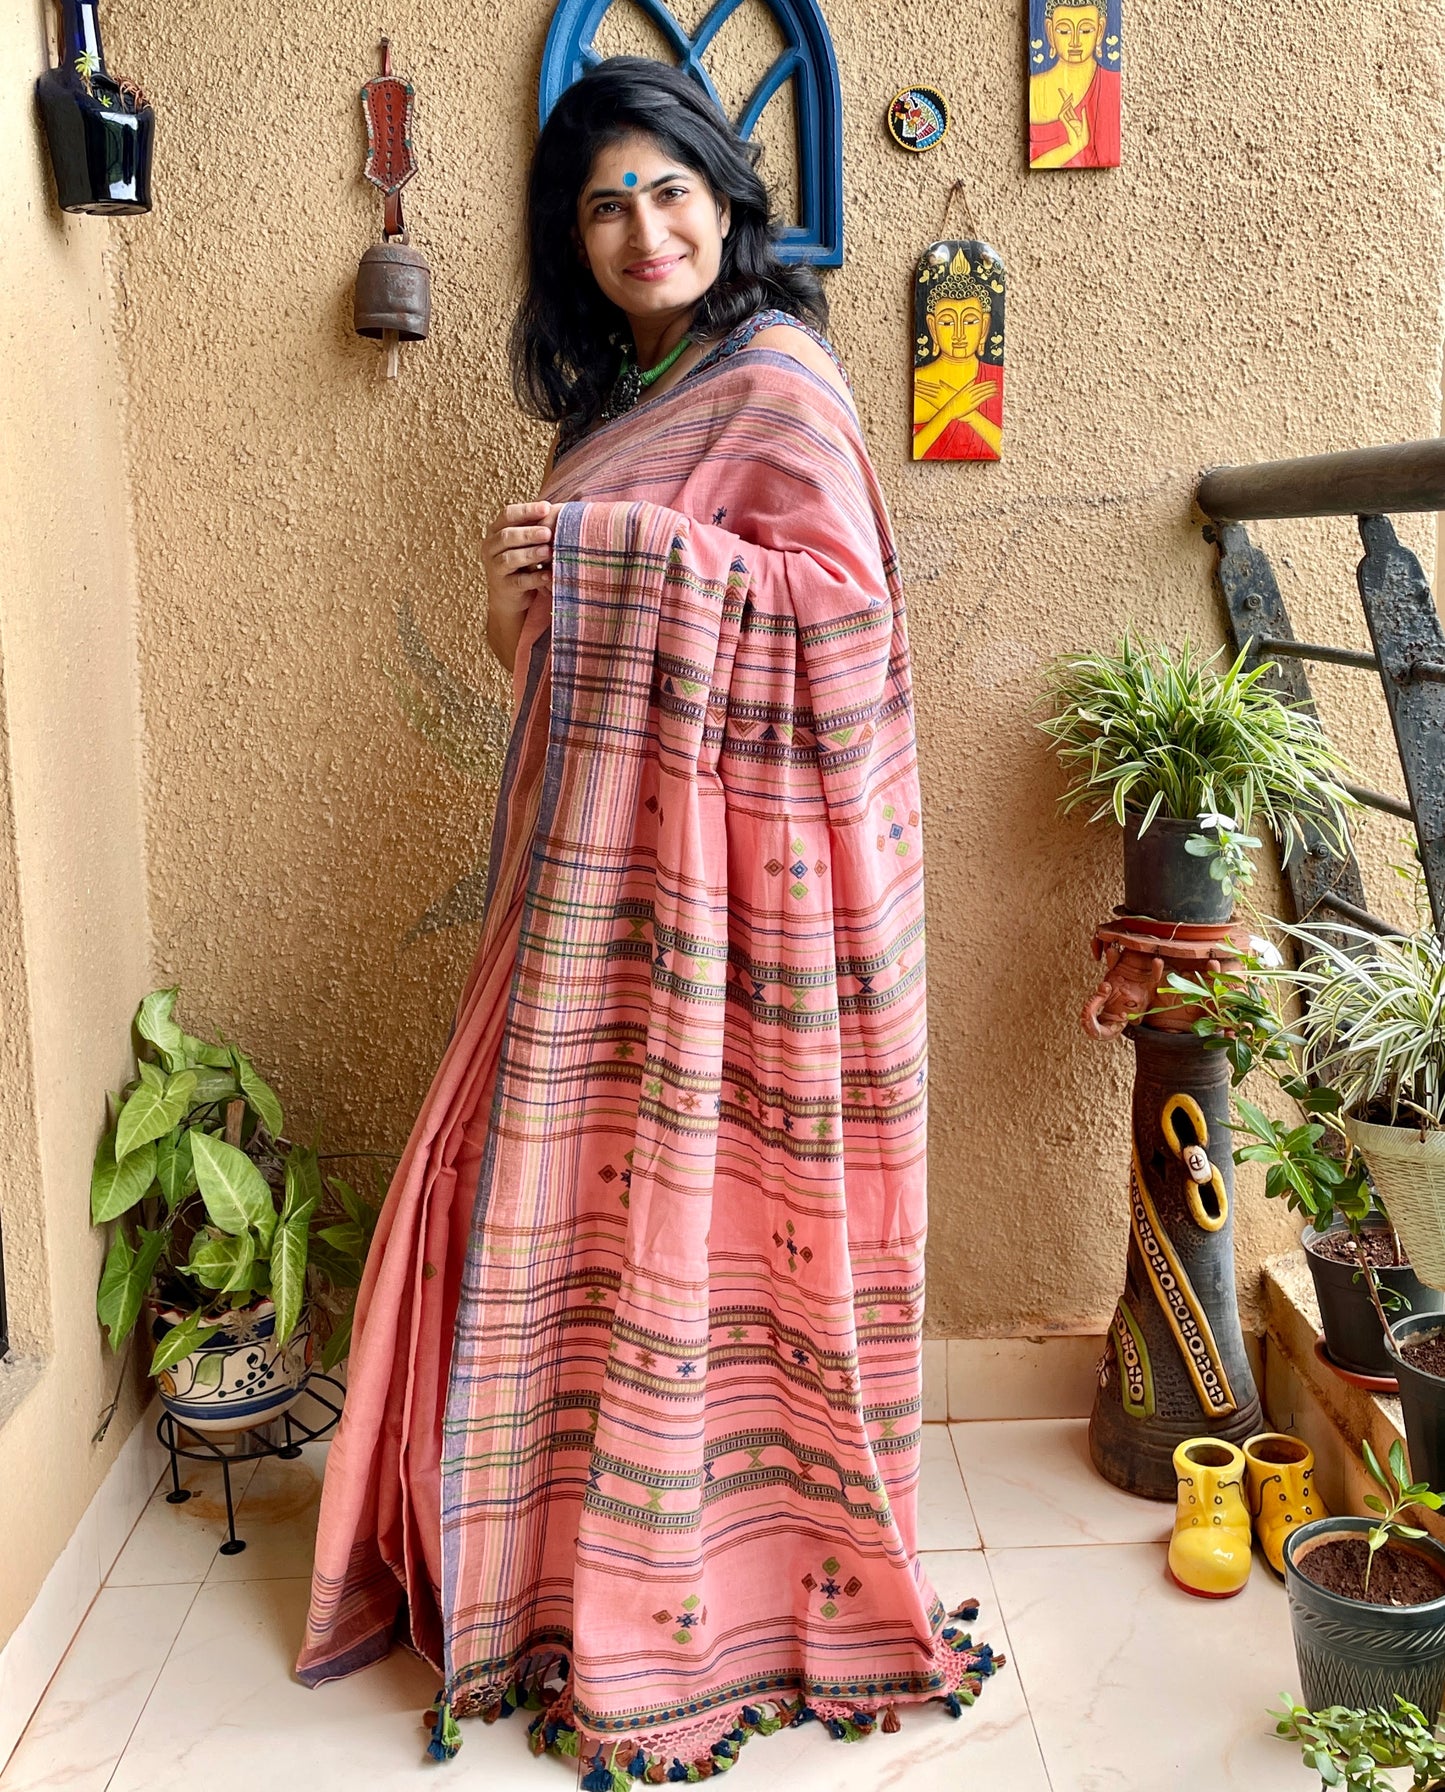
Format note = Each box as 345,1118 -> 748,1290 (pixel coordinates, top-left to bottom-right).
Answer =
1084,824 -> 1263,1501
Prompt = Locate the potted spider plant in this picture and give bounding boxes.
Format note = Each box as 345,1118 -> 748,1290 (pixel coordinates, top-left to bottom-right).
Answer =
1284,1441 -> 1445,1719
92,986 -> 383,1435
1038,634 -> 1355,926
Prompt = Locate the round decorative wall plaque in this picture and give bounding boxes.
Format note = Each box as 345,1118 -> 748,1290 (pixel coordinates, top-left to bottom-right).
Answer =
887,86 -> 949,154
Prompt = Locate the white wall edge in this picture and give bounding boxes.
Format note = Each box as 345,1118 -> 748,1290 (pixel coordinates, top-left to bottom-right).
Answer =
0,1398 -> 166,1771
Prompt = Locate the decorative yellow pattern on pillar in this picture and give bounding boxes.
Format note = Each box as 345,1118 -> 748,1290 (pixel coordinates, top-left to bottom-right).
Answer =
1128,1148 -> 1237,1416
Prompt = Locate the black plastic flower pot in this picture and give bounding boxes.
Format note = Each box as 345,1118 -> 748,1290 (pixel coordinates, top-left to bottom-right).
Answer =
1284,1516 -> 1445,1714
1120,814 -> 1233,924
1388,1312 -> 1445,1491
1303,1220 -> 1443,1380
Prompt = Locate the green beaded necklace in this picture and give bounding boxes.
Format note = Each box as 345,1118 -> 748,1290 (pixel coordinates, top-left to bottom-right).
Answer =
603,333 -> 693,420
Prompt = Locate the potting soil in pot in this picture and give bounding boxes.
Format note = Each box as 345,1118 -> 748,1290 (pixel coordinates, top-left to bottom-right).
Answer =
1306,1229 -> 1408,1269
1297,1537 -> 1445,1606
1398,1332 -> 1445,1378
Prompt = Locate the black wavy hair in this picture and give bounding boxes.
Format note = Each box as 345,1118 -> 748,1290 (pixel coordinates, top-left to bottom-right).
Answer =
510,56 -> 827,436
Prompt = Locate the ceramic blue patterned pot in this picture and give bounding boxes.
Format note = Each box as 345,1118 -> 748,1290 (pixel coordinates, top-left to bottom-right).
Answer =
149,1298 -> 314,1434
1284,1516 -> 1445,1714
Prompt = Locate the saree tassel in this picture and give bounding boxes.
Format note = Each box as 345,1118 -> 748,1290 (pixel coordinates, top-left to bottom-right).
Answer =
426,1696 -> 463,1762
645,1766 -> 669,1785
627,1748 -> 649,1777
666,1760 -> 692,1782
941,1692 -> 964,1719
581,1748 -> 614,1790
948,1597 -> 981,1623
738,1706 -> 763,1729
882,1704 -> 901,1733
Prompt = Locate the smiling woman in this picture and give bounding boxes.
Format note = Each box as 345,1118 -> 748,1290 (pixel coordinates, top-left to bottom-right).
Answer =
294,54 -> 997,1787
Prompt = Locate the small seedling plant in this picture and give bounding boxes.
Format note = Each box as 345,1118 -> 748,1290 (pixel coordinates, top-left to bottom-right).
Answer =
1361,1438 -> 1445,1599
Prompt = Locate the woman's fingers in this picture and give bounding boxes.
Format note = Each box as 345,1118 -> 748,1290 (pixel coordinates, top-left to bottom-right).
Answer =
497,500 -> 552,527
493,522 -> 554,553
497,543 -> 552,572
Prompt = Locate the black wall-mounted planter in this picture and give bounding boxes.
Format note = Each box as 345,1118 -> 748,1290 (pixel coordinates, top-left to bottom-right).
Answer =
36,2 -> 153,215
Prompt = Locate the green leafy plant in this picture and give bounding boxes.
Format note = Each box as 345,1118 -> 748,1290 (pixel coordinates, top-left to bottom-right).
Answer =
1361,1438 -> 1445,1599
1186,811 -> 1263,902
1274,1694 -> 1445,1790
92,986 -> 384,1383
1037,634 -> 1355,852
1164,926 -> 1398,1332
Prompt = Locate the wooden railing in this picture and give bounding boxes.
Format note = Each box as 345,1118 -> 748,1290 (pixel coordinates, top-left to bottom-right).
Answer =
1195,439 -> 1445,935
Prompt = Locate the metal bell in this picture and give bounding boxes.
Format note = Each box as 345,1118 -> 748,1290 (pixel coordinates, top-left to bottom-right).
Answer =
353,239 -> 431,342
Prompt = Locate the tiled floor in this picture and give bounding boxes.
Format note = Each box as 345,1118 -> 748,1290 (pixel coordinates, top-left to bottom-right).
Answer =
0,1419 -> 1321,1792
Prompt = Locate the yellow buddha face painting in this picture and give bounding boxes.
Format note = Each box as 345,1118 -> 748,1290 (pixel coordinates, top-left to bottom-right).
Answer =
912,241 -> 1005,463
1047,3 -> 1102,65
928,293 -> 988,365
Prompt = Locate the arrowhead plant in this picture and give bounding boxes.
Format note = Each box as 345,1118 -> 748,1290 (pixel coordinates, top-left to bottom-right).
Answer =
91,985 -> 385,1379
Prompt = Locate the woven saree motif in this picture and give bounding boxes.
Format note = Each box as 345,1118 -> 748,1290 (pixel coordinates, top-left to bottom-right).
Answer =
296,347 -> 998,1779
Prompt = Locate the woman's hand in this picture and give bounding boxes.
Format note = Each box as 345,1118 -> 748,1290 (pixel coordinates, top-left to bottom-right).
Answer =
484,501 -> 557,673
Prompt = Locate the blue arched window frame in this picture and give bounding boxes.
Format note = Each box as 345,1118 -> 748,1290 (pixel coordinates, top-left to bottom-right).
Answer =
539,0 -> 843,266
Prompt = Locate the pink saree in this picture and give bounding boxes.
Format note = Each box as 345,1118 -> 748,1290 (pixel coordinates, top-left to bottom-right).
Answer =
296,340 -> 999,1780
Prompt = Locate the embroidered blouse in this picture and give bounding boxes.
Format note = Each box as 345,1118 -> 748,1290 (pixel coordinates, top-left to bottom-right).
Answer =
554,307 -> 851,463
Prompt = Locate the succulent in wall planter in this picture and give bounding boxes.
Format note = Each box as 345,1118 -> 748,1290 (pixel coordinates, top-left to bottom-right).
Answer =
1284,1441 -> 1445,1720
92,987 -> 382,1435
1038,634 -> 1356,926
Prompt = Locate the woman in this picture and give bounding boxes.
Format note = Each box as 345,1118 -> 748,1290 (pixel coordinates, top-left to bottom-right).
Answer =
297,56 -> 998,1783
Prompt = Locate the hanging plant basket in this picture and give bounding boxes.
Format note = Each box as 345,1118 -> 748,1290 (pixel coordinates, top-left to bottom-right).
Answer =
1344,1118 -> 1445,1291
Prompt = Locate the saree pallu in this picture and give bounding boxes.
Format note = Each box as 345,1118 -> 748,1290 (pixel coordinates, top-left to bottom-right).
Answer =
296,347 -> 999,1779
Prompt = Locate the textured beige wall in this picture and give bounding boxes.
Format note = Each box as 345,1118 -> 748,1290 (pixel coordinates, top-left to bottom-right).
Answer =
0,2 -> 153,1643
104,0 -> 1445,1348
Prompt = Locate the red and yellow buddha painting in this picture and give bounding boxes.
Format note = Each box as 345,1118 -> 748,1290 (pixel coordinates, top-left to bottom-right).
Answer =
912,240 -> 1005,463
1029,0 -> 1121,169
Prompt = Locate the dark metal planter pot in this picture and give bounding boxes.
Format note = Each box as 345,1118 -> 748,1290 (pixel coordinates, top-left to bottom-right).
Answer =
1284,1516 -> 1445,1714
1304,1221 -> 1445,1379
1121,815 -> 1232,923
1388,1313 -> 1445,1491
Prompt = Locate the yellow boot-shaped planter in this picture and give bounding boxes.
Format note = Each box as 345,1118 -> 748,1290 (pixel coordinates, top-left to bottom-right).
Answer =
1168,1438 -> 1253,1598
1243,1432 -> 1324,1576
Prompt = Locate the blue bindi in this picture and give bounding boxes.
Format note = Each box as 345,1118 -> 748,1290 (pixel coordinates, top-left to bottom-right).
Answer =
623,171 -> 638,187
